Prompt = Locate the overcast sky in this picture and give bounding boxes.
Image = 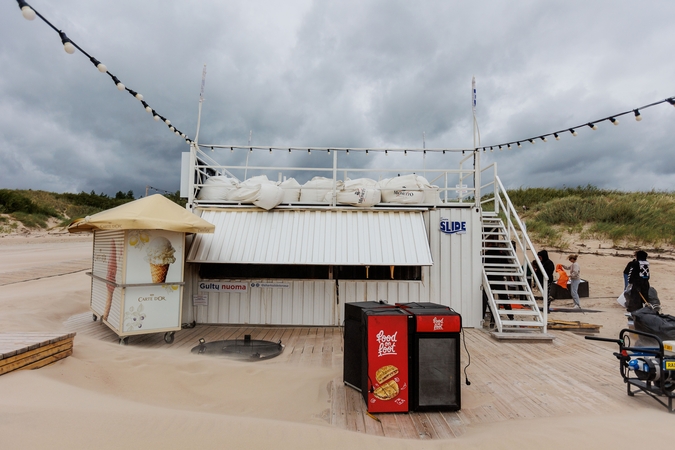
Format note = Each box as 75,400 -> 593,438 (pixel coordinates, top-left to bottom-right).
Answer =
1,0 -> 674,197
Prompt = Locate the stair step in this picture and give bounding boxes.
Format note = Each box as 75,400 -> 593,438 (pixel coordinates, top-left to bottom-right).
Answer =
491,289 -> 530,295
500,320 -> 544,327
495,310 -> 541,316
493,299 -> 536,305
485,271 -> 524,277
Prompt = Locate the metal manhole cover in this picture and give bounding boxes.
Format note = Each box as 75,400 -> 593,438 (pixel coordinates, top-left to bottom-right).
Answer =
190,335 -> 284,361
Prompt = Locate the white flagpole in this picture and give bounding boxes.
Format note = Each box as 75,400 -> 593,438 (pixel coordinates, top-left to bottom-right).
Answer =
194,64 -> 207,144
473,76 -> 481,206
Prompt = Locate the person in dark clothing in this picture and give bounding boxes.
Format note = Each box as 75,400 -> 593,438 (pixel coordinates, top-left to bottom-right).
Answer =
625,250 -> 650,312
532,249 -> 555,311
623,251 -> 636,288
532,250 -> 555,290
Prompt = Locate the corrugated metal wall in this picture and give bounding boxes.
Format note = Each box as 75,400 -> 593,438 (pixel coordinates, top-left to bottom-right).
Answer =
426,208 -> 482,328
184,279 -> 336,325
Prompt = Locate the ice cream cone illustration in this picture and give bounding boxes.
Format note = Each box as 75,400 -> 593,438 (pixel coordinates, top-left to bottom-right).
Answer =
102,240 -> 117,321
150,263 -> 170,283
144,236 -> 176,284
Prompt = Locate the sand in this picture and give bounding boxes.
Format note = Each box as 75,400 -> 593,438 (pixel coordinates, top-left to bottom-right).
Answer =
1,230 -> 675,449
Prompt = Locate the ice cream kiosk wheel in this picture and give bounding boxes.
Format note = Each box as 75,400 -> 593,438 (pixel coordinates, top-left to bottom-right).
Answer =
67,195 -> 215,345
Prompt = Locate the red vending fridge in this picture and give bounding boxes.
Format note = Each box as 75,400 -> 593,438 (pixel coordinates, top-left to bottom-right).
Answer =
397,302 -> 462,412
343,302 -> 411,413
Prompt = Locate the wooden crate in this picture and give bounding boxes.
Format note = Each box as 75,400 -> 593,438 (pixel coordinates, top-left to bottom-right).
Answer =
0,332 -> 76,376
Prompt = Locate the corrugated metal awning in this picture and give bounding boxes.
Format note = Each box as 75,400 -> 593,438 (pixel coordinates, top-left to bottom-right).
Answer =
187,210 -> 433,266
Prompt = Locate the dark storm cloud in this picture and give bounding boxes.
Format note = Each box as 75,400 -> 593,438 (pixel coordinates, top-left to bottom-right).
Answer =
1,0 -> 674,197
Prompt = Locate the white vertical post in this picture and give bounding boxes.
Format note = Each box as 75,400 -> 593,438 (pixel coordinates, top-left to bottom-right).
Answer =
189,64 -> 207,211
472,76 -> 481,208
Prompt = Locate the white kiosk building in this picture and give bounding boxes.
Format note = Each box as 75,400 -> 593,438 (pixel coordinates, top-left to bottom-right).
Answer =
180,144 -> 552,339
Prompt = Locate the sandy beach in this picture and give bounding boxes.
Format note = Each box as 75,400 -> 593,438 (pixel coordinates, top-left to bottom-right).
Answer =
1,231 -> 675,449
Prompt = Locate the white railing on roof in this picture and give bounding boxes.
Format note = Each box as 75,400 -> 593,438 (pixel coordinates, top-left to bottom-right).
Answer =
187,144 -> 482,210
480,162 -> 549,330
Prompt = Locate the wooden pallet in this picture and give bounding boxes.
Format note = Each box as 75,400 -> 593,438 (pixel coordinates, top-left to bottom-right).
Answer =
0,332 -> 76,376
548,319 -> 601,334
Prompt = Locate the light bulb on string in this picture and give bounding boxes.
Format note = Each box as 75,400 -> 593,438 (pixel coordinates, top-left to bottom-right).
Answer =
517,142 -> 521,148
59,31 -> 75,54
540,136 -> 547,142
231,147 -> 235,153
634,110 -> 642,121
269,148 -> 272,154
366,149 -> 369,154
610,117 -> 619,125
570,129 -> 577,136
667,98 -> 675,107
127,89 -> 143,101
18,0 -> 36,20
554,133 -> 560,140
498,145 -> 502,151
588,123 -> 597,130
111,76 -> 124,91
490,147 -> 493,152
164,118 -> 171,125
89,57 -> 107,73
507,144 -> 511,150
346,149 -> 349,154
528,139 -> 534,144
385,150 -> 388,156
141,101 -> 152,113
307,149 -> 311,154
153,114 -> 160,122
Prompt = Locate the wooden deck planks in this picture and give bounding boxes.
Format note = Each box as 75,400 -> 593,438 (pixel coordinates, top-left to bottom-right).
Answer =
61,312 -> 641,441
0,332 -> 76,375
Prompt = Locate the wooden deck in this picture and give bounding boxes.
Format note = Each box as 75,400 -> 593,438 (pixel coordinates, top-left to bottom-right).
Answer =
0,332 -> 76,375
63,312 -> 640,440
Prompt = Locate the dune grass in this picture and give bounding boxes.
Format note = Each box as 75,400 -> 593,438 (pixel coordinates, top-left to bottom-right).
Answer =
506,186 -> 675,248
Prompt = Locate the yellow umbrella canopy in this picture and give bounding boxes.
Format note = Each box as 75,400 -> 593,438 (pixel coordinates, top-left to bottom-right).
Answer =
67,194 -> 215,234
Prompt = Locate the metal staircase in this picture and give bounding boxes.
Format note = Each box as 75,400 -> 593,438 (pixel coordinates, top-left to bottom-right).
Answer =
479,168 -> 554,340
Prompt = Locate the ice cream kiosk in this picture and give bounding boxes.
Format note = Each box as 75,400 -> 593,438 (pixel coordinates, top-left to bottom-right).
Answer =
68,195 -> 215,345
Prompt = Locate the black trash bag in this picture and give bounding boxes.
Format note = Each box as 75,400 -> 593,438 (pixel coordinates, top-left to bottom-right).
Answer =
632,306 -> 675,341
647,287 -> 661,312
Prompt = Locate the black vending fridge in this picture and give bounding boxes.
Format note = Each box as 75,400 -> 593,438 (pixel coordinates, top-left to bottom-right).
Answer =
397,302 -> 462,412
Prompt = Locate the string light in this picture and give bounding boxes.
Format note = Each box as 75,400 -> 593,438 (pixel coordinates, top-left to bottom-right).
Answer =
59,31 -> 75,54
507,144 -> 511,150
528,139 -> 534,144
16,0 -> 191,145
89,57 -> 107,73
517,142 -> 522,148
18,0 -> 36,20
478,96 -> 672,151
